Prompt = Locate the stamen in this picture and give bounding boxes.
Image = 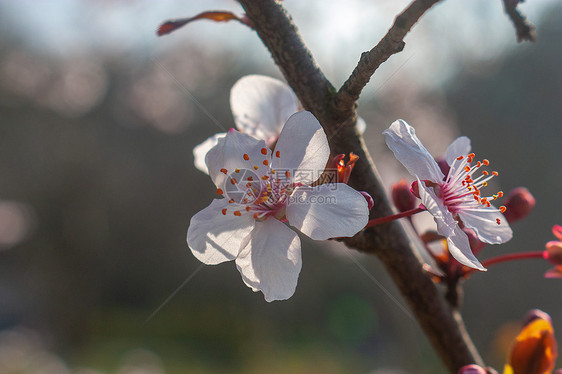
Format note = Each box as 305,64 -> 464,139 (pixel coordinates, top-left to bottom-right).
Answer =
245,206 -> 251,211
247,176 -> 254,181
497,191 -> 504,198
235,168 -> 240,173
221,209 -> 227,215
263,160 -> 269,166
253,166 -> 259,170
496,218 -> 501,225
220,168 -> 228,174
216,188 -> 223,195
285,171 -> 291,179
243,154 -> 249,161
275,150 -> 280,158
230,178 -> 237,185
492,171 -> 498,176
262,175 -> 269,180
261,148 -> 267,155
483,159 -> 490,166
499,206 -> 507,213
234,211 -> 242,216
456,156 -> 464,161
228,199 -> 234,204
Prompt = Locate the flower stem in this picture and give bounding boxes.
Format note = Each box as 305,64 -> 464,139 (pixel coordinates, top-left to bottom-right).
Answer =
464,251 -> 545,276
365,207 -> 425,228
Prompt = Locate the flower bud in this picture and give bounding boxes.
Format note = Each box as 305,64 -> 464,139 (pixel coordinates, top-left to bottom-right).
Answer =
502,187 -> 536,223
391,179 -> 417,212
457,364 -> 488,374
522,309 -> 553,327
359,191 -> 374,211
545,241 -> 562,266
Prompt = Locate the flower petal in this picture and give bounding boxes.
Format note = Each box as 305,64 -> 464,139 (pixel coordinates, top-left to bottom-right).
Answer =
274,111 -> 330,185
383,119 -> 444,182
458,207 -> 513,244
193,133 -> 226,174
417,180 -> 457,237
445,136 -> 471,166
235,218 -> 301,302
206,129 -> 271,190
187,199 -> 255,265
286,183 -> 368,240
447,226 -> 486,271
230,75 -> 299,146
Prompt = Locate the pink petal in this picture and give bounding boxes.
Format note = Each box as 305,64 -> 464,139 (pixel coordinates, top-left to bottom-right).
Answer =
273,111 -> 330,185
187,199 -> 255,265
286,184 -> 368,240
235,218 -> 301,302
230,75 -> 299,145
383,120 -> 444,183
193,132 -> 226,174
445,136 -> 471,166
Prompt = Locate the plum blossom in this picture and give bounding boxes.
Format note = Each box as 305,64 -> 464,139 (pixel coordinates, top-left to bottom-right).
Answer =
193,74 -> 367,173
383,120 -> 512,270
187,111 -> 369,301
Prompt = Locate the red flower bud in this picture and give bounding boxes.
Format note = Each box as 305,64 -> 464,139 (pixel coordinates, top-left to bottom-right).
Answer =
359,191 -> 374,211
545,241 -> 562,266
391,179 -> 417,212
502,187 -> 536,223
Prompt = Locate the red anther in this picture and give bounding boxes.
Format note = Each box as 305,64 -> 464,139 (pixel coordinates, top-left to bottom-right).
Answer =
220,168 -> 228,174
230,178 -> 237,184
253,213 -> 259,219
246,183 -> 252,188
262,175 -> 269,180
243,153 -> 249,161
545,241 -> 562,265
477,161 -> 482,167
496,218 -> 501,224
253,166 -> 259,170
285,170 -> 291,179
242,198 -> 248,204
492,171 -> 498,176
482,170 -> 489,176
260,148 -> 267,155
235,168 -> 240,173
216,188 -> 224,195
498,191 -> 504,197
234,211 -> 242,216
247,176 -> 253,181
275,150 -> 280,158
456,156 -> 464,161
245,206 -> 251,211
482,181 -> 488,187
263,160 -> 269,166
464,166 -> 471,172
221,208 -> 227,215
228,199 -> 234,203
483,159 -> 490,166
499,206 -> 507,213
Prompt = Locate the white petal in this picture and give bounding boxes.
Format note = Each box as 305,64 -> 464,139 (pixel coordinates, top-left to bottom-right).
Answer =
235,218 -> 301,302
445,136 -> 471,166
356,116 -> 367,134
274,111 -> 330,185
286,183 -> 368,240
206,129 -> 271,190
193,133 -> 226,174
418,180 -> 457,237
230,75 -> 299,146
187,199 -> 255,265
458,208 -> 513,244
383,119 -> 444,182
447,226 -> 486,271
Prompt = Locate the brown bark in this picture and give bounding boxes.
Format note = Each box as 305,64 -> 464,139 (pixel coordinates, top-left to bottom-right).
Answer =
238,0 -> 483,372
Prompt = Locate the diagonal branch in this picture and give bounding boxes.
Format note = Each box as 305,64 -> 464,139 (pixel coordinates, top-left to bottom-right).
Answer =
238,0 -> 483,372
335,0 -> 441,115
502,0 -> 536,42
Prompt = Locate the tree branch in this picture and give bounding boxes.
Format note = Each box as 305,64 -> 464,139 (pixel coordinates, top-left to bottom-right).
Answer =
502,0 -> 536,42
335,0 -> 441,116
238,0 -> 483,372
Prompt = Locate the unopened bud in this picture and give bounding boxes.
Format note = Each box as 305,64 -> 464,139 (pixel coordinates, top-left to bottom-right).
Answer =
392,179 -> 417,212
457,364 -> 487,374
545,241 -> 562,265
502,187 -> 535,223
522,309 -> 552,327
359,191 -> 374,211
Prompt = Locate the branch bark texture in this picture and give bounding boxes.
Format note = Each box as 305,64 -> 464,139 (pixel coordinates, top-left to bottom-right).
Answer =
239,0 -> 483,372
502,0 -> 536,42
335,0 -> 441,116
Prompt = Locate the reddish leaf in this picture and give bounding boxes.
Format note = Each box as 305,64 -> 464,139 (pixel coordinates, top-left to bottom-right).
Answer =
157,11 -> 247,36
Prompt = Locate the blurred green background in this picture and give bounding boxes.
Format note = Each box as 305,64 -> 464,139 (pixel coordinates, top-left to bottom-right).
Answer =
0,1 -> 560,373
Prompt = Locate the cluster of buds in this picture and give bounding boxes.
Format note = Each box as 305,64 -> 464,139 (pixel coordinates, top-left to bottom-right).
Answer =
544,225 -> 562,278
459,309 -> 559,374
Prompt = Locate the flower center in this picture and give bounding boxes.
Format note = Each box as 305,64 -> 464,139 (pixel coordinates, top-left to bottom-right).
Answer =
216,148 -> 294,221
439,153 -> 506,223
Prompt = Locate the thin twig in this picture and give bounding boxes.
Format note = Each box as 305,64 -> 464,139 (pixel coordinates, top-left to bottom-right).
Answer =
335,0 -> 441,116
502,0 -> 537,42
